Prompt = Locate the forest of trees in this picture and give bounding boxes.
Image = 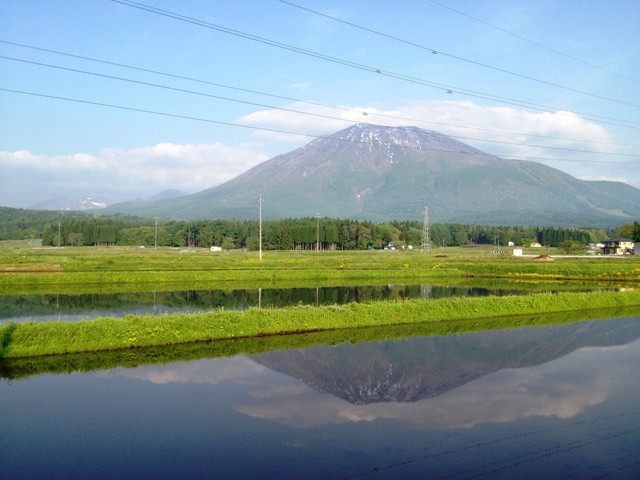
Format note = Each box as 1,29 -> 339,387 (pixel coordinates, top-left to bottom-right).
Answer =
39,217 -> 610,250
3,206 -> 635,251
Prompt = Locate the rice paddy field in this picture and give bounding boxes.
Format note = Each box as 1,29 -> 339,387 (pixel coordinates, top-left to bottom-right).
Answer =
1,240 -> 639,359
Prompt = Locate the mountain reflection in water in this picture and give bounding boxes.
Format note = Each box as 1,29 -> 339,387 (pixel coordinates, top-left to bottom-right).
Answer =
252,316 -> 640,405
2,317 -> 640,479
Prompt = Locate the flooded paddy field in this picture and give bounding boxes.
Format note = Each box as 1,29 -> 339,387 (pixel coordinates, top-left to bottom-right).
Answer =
0,283 -> 611,324
2,315 -> 640,479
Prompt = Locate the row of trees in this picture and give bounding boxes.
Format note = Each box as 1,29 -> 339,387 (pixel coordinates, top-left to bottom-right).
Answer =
5,206 -> 636,250
39,216 -> 614,250
0,207 -> 99,241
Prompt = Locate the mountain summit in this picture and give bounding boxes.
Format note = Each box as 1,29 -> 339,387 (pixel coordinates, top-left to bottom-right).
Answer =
105,124 -> 640,226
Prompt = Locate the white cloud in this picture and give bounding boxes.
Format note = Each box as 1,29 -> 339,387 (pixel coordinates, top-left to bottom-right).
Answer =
104,339 -> 640,431
1,150 -> 107,170
2,100 -> 637,208
0,142 -> 268,207
237,102 -> 380,144
236,99 -> 639,188
107,355 -> 267,386
239,100 -> 614,156
234,340 -> 640,429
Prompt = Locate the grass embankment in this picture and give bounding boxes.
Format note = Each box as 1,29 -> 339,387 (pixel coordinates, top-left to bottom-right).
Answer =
3,305 -> 639,381
2,289 -> 640,359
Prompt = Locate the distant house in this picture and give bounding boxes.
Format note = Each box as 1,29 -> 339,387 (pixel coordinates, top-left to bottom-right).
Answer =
210,246 -> 222,252
602,238 -> 634,255
530,242 -> 542,248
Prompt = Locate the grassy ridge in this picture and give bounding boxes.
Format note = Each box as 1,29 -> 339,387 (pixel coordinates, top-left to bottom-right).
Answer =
2,289 -> 640,359
3,306 -> 638,381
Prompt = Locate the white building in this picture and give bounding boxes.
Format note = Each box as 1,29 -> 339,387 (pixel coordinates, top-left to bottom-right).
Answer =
602,238 -> 634,255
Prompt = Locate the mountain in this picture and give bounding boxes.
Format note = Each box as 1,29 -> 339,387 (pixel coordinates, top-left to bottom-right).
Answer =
32,190 -> 187,212
146,189 -> 187,202
104,124 -> 640,226
30,196 -> 109,211
117,189 -> 187,206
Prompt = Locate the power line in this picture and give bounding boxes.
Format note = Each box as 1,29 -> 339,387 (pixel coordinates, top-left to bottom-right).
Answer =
3,54 -> 638,159
504,155 -> 635,165
0,86 -> 317,140
278,0 -> 640,107
111,0 -> 640,127
3,40 -> 639,147
425,0 -> 640,85
0,55 -> 372,129
1,87 -> 638,165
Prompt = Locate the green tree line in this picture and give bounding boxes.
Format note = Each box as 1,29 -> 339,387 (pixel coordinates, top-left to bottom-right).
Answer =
39,217 -> 612,250
3,206 -> 636,250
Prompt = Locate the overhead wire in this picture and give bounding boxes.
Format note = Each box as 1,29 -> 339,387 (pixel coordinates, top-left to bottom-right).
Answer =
110,0 -> 640,130
2,40 -> 639,149
278,0 -> 640,107
3,2 -> 638,170
425,0 -> 640,85
341,410 -> 640,479
1,87 -> 637,166
0,86 -> 318,141
2,54 -> 638,160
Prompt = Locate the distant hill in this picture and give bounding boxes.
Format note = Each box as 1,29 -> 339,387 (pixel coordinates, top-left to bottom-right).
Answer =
110,189 -> 187,209
104,124 -> 640,227
32,190 -> 187,213
31,196 -> 109,211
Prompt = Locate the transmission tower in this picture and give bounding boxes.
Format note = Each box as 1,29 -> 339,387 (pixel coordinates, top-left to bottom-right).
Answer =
421,206 -> 432,253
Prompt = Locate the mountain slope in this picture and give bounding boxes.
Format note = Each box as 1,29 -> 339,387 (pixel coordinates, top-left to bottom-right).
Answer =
105,124 -> 640,226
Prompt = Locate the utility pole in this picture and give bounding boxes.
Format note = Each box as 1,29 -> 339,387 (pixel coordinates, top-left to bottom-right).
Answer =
58,222 -> 61,249
421,206 -> 432,253
154,220 -> 158,252
316,213 -> 320,252
259,195 -> 263,260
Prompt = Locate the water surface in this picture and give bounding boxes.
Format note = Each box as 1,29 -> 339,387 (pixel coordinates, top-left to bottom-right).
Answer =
2,316 -> 639,479
0,284 -> 530,323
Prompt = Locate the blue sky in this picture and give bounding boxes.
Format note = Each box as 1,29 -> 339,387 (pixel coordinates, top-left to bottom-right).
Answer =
1,0 -> 639,208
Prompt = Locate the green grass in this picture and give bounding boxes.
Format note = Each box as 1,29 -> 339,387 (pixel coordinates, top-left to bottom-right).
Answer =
2,289 -> 640,359
1,243 -> 639,363
1,245 -> 640,294
3,305 -> 638,381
